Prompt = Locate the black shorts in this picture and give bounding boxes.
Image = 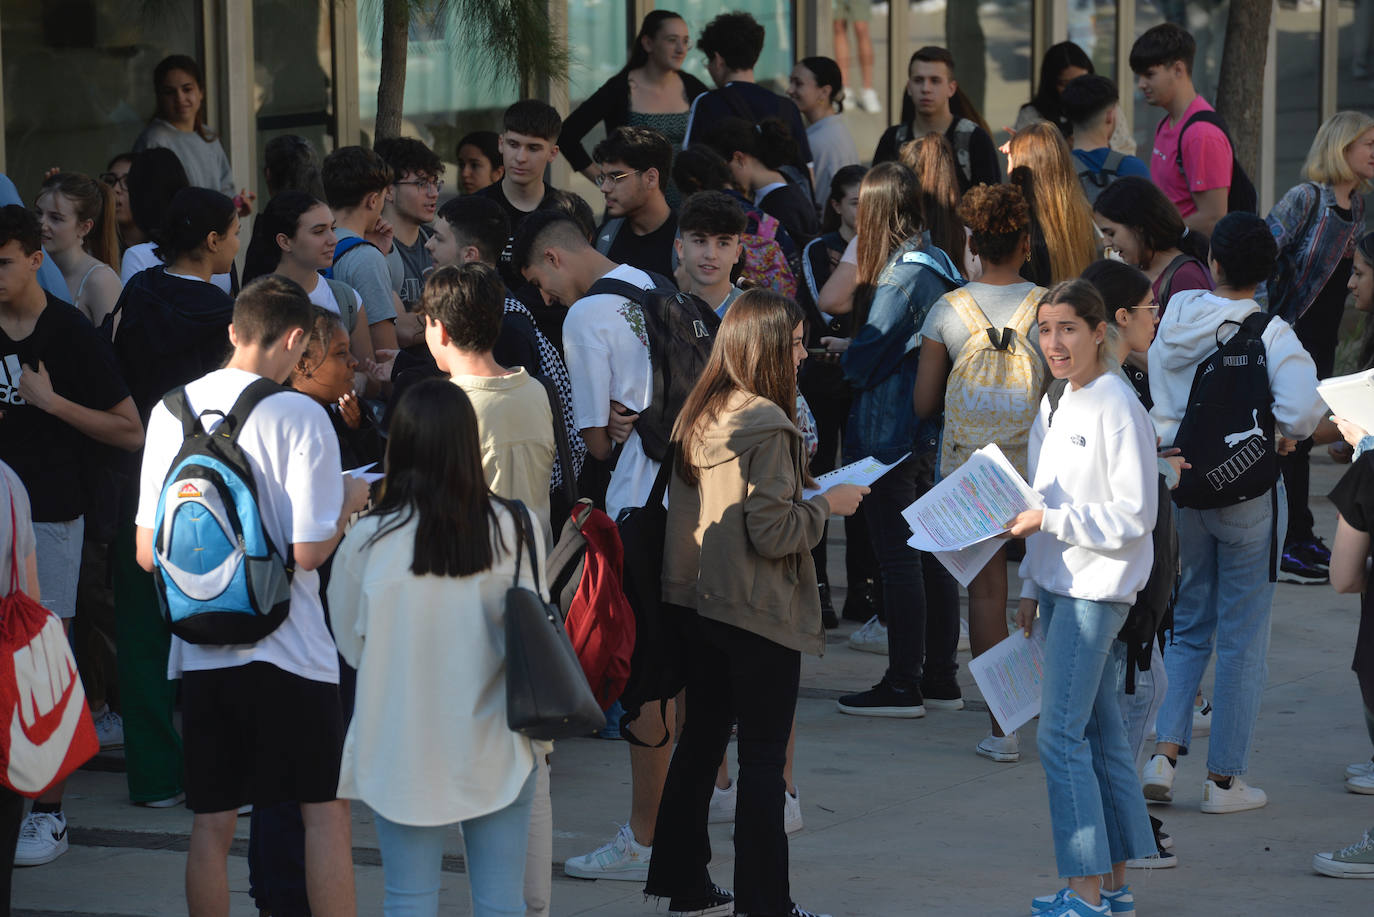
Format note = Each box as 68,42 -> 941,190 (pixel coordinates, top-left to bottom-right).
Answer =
182,661 -> 345,814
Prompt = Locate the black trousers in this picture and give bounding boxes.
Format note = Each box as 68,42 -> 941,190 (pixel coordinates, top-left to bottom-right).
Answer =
0,788 -> 22,916
1280,259 -> 1351,545
645,612 -> 801,916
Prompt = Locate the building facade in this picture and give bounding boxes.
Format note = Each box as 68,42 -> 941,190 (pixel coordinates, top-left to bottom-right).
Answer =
1,0 -> 1370,215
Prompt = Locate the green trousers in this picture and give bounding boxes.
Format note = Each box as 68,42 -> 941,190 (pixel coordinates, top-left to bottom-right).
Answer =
112,523 -> 183,803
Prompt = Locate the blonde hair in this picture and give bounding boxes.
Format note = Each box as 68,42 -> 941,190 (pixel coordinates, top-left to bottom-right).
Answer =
1303,110 -> 1374,192
1007,122 -> 1097,284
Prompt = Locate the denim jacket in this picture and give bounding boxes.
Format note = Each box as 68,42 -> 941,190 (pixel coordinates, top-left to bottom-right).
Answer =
841,235 -> 964,463
1261,181 -> 1366,323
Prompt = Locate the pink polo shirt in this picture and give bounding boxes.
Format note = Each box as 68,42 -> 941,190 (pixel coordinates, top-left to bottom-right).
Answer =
1149,95 -> 1233,218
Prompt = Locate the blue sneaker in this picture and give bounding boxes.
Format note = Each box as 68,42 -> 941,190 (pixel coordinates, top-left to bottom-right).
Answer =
1030,886 -> 1126,916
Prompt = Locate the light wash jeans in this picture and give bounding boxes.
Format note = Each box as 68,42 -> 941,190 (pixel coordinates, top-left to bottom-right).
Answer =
1037,589 -> 1157,878
1117,642 -> 1168,769
1155,485 -> 1285,776
373,766 -> 536,917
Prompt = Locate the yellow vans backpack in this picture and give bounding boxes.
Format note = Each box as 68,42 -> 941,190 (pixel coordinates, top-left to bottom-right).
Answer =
938,286 -> 1046,480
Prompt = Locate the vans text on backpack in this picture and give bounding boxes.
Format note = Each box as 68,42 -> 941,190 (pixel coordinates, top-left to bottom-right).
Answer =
151,378 -> 294,645
1167,110 -> 1259,214
583,277 -> 722,462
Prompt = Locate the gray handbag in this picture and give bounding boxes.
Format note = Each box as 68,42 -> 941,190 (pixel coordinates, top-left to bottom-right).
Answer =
504,501 -> 604,740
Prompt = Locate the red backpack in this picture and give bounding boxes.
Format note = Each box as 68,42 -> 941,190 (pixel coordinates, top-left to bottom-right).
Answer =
546,500 -> 636,709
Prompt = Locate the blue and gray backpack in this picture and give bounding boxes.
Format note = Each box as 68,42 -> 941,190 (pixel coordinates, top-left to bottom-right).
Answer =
151,377 -> 294,645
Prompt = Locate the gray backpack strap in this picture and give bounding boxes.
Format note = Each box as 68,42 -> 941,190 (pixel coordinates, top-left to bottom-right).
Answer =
324,278 -> 358,334
952,119 -> 975,185
1102,150 -> 1125,177
1046,377 -> 1069,428
594,218 -> 624,256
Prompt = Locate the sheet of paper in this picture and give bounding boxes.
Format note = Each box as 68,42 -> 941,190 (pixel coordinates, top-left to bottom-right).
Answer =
803,452 -> 910,499
968,621 -> 1046,735
902,444 -> 1042,552
1318,369 -> 1374,435
921,538 -> 1005,588
343,463 -> 385,484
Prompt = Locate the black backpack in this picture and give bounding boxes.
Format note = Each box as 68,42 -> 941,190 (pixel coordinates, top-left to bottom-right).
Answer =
1170,312 -> 1278,510
1076,149 -> 1127,206
1171,110 -> 1259,214
584,277 -> 721,462
1047,378 -> 1177,692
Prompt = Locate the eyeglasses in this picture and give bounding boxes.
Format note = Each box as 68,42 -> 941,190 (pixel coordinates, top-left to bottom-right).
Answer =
1131,301 -> 1160,315
99,172 -> 128,190
395,179 -> 443,193
594,169 -> 641,189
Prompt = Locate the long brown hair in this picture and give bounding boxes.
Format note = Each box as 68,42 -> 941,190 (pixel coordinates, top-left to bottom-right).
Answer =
38,172 -> 119,270
899,133 -> 966,270
854,162 -> 923,326
672,289 -> 805,485
1007,122 -> 1097,283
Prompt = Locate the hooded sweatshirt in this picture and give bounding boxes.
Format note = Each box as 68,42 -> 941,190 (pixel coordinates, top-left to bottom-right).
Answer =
1147,288 -> 1324,448
662,390 -> 829,656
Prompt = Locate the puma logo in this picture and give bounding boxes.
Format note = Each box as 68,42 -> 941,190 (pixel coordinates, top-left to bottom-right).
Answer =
1224,409 -> 1262,449
7,615 -> 88,794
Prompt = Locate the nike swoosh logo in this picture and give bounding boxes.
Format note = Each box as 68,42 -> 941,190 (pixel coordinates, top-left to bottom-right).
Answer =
7,619 -> 90,795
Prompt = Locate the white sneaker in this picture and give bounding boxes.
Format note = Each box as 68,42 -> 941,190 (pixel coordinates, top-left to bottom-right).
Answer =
784,788 -> 803,835
708,781 -> 736,824
858,86 -> 882,114
1347,773 -> 1374,795
134,792 -> 185,809
92,705 -> 124,749
1346,760 -> 1374,780
1141,755 -> 1176,803
1201,776 -> 1267,814
976,732 -> 1019,762
563,823 -> 651,880
14,811 -> 67,867
847,615 -> 889,655
957,618 -> 970,653
1192,696 -> 1212,737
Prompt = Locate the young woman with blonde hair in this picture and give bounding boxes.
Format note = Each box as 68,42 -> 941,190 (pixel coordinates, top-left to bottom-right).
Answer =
646,289 -> 865,917
1007,121 -> 1097,286
1265,109 -> 1374,583
830,162 -> 966,716
35,172 -> 122,326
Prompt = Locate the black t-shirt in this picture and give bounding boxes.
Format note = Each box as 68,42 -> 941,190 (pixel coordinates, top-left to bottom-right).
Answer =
389,226 -> 434,312
872,118 -> 1002,193
683,83 -> 814,171
604,211 -> 679,282
758,185 -> 820,249
475,180 -> 558,289
0,295 -> 129,522
1329,453 -> 1374,676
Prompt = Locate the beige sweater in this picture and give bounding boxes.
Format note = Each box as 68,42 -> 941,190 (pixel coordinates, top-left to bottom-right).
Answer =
662,391 -> 829,656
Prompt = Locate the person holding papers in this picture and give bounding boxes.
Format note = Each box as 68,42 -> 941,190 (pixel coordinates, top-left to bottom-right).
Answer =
1006,280 -> 1158,917
914,183 -> 1046,762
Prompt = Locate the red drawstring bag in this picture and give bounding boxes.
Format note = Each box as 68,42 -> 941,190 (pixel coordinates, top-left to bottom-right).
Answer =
0,482 -> 98,797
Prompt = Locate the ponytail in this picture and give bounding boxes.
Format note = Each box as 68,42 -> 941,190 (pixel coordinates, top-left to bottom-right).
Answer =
39,172 -> 120,270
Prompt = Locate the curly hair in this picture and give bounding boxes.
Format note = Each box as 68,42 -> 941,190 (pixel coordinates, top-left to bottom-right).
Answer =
958,184 -> 1030,266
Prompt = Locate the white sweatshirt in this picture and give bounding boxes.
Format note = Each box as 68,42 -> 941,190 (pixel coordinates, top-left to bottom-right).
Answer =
1148,289 -> 1324,446
1018,371 -> 1159,605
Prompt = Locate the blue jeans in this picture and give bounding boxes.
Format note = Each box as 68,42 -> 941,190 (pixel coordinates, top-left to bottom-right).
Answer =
1037,589 -> 1156,878
373,767 -> 537,917
1155,485 -> 1285,775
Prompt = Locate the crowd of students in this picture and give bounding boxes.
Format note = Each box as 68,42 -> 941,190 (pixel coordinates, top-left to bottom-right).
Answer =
1,10 -> 1374,917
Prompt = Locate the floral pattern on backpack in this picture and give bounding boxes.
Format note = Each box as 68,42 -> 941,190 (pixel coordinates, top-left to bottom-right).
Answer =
938,286 -> 1046,480
738,211 -> 798,299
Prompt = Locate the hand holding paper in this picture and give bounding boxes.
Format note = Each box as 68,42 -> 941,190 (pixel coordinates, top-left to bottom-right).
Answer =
903,444 -> 1043,552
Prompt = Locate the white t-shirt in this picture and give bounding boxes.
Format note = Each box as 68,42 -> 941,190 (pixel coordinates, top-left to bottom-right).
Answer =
121,242 -> 233,296
135,368 -> 344,683
306,276 -> 362,318
562,264 -> 658,520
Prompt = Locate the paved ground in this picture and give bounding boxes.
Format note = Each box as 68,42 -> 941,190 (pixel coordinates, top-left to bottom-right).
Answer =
13,456 -> 1374,916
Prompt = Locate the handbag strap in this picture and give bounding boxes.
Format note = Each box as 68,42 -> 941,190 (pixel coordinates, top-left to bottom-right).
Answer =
507,500 -> 543,596
5,476 -> 17,596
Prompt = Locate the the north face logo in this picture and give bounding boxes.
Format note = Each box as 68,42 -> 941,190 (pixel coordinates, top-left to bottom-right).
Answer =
177,483 -> 202,499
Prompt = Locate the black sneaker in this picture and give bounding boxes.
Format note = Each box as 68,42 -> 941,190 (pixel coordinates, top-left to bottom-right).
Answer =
668,884 -> 734,917
836,679 -> 926,718
920,680 -> 965,711
1295,535 -> 1332,568
1279,548 -> 1329,584
818,584 -> 838,630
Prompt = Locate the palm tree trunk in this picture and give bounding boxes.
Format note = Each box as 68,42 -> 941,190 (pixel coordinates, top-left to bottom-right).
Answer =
1215,0 -> 1273,178
375,0 -> 409,141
